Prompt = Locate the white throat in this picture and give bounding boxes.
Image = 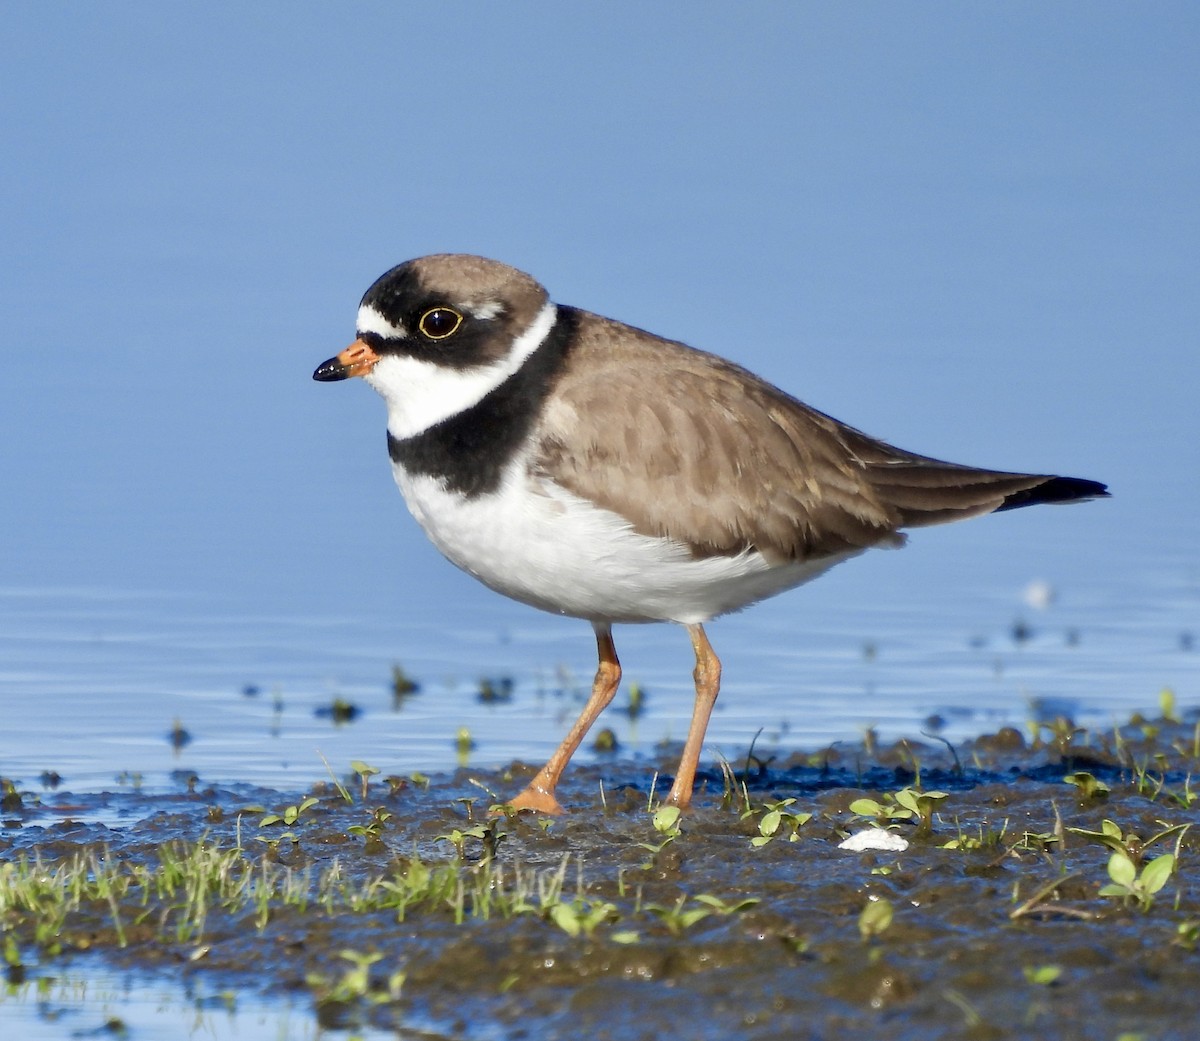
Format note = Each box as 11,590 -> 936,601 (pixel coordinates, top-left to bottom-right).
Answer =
364,301 -> 557,441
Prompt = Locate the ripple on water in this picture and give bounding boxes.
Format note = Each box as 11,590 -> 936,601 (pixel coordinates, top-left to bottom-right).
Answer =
0,537 -> 1195,795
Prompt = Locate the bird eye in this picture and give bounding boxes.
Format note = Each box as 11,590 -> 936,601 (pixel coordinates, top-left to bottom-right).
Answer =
418,307 -> 463,340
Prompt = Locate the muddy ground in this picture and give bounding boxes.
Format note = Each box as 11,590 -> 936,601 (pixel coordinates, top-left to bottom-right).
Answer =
3,714 -> 1200,1041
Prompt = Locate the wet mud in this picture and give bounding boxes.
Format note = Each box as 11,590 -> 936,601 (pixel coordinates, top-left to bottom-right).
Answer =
3,713 -> 1200,1041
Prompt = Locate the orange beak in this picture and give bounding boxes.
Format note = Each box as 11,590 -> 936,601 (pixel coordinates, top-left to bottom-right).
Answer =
312,339 -> 380,382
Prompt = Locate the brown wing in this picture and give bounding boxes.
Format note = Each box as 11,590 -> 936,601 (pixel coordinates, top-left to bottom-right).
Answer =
532,311 -> 1105,562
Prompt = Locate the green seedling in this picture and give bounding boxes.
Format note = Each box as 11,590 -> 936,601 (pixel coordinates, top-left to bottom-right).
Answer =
1130,758 -> 1197,808
347,807 -> 393,852
857,896 -> 893,941
435,823 -> 491,860
549,896 -> 618,938
1014,828 -> 1062,857
350,761 -> 380,801
644,895 -> 712,936
317,751 -> 354,802
743,798 -> 812,847
1174,919 -> 1200,951
1033,716 -> 1084,756
942,817 -> 1009,851
1023,964 -> 1063,986
715,754 -> 752,814
1097,850 -> 1175,911
1067,819 -> 1191,869
259,796 -> 318,828
1063,771 -> 1110,799
637,805 -> 683,862
692,893 -> 760,916
307,949 -> 404,1006
1163,775 -> 1197,810
850,787 -> 948,832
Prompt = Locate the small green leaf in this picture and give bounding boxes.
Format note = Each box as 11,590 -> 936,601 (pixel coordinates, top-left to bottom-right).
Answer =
1107,850 -> 1137,888
1140,854 -> 1175,895
550,904 -> 581,937
653,805 -> 682,833
678,908 -> 712,930
759,809 -> 782,837
858,897 -> 893,940
1023,964 -> 1063,985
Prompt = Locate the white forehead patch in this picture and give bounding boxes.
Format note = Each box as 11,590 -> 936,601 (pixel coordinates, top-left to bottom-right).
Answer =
357,304 -> 407,340
366,301 -> 557,441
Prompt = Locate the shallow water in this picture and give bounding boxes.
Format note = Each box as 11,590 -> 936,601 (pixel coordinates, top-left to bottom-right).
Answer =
2,515 -> 1196,798
0,963 -> 423,1041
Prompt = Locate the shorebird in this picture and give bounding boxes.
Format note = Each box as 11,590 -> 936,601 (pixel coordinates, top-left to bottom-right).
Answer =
314,254 -> 1107,813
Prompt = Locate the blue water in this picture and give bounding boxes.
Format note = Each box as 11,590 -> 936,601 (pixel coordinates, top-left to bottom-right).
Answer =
2,503 -> 1194,797
0,963 -> 396,1041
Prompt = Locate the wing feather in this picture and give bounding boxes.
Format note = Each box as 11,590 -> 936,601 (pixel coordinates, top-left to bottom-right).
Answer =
532,311 -> 1105,561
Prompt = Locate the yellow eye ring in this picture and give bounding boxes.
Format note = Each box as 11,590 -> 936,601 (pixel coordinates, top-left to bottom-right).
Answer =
418,307 -> 464,340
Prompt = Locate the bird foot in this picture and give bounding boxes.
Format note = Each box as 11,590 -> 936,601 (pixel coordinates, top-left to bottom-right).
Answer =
499,783 -> 566,816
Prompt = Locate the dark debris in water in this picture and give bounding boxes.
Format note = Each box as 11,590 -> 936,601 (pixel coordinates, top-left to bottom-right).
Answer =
3,715 -> 1200,1041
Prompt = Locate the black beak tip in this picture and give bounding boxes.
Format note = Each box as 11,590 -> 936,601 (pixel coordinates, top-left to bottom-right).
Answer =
313,357 -> 349,382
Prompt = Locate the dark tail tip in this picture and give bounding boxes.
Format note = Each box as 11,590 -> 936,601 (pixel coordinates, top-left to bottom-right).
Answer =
997,476 -> 1110,512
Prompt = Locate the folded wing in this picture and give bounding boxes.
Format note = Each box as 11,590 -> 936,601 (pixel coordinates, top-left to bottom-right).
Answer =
533,312 -> 1107,562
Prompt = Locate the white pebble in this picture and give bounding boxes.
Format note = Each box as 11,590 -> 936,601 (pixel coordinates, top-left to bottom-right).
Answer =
838,828 -> 910,852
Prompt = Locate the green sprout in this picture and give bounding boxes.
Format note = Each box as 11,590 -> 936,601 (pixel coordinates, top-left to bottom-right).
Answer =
637,805 -> 683,863
850,787 -> 947,833
259,796 -> 318,828
350,760 -> 380,801
744,798 -> 813,847
857,897 -> 893,941
549,897 -> 618,938
307,949 -> 405,1007
1062,771 -> 1111,799
1097,851 -> 1175,911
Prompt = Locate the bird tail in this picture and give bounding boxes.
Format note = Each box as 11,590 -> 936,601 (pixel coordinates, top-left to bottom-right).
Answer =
863,456 -> 1108,529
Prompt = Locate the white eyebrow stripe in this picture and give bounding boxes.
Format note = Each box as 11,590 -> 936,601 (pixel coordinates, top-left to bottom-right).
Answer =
357,304 -> 407,340
468,300 -> 503,320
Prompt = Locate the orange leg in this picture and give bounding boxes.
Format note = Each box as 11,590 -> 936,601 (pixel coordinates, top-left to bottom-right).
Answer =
506,623 -> 622,815
664,623 -> 722,809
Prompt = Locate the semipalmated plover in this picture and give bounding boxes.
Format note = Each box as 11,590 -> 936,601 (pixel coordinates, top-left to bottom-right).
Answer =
314,254 -> 1107,813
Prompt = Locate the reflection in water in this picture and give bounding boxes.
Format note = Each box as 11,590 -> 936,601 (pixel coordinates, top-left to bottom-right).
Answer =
0,967 -> 349,1041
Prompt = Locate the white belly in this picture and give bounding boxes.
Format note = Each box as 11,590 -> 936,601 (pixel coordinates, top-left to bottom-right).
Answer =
392,458 -> 854,625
